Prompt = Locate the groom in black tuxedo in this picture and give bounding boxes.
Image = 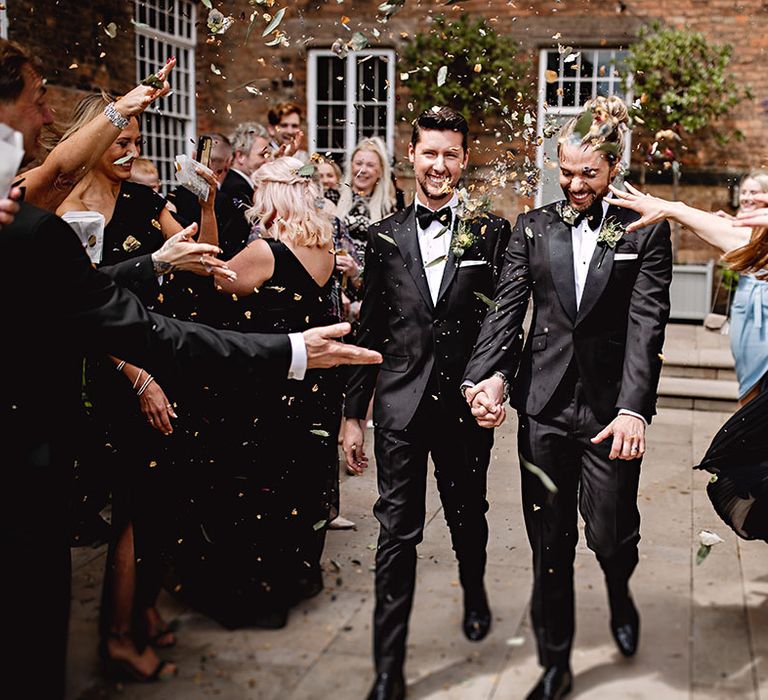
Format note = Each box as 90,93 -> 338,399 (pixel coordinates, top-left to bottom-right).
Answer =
464,98 -> 672,699
343,107 -> 513,700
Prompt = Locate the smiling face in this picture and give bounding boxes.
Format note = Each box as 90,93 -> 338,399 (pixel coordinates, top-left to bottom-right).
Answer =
351,148 -> 383,196
98,118 -> 142,181
408,128 -> 468,208
317,161 -> 339,190
738,177 -> 768,213
274,111 -> 301,146
558,141 -> 618,212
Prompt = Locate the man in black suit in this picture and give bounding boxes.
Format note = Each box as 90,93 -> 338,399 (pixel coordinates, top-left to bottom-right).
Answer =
0,38 -> 381,699
343,107 -> 513,700
463,98 -> 672,700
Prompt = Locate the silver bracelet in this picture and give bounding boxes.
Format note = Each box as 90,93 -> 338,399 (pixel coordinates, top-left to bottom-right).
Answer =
115,360 -> 126,372
104,102 -> 129,130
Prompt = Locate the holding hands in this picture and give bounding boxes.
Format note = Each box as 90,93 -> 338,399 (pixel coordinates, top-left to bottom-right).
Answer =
464,375 -> 507,429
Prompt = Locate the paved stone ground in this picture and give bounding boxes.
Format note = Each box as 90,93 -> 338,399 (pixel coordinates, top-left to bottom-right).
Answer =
66,406 -> 768,700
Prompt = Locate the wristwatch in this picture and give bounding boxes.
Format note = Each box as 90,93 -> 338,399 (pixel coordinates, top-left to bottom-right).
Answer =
492,371 -> 510,401
151,252 -> 173,276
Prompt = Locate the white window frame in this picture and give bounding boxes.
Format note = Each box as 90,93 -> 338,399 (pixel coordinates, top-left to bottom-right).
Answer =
307,48 -> 396,164
134,0 -> 197,193
1,1 -> 9,39
535,47 -> 632,207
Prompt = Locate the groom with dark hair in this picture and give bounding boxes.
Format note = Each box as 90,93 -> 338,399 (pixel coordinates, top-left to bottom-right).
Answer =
464,97 -> 672,699
343,107 -> 513,700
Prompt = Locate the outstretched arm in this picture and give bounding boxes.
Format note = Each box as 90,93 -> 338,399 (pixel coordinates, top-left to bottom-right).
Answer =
606,182 -> 750,254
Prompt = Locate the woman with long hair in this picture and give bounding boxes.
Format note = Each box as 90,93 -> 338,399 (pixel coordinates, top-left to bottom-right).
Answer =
605,180 -> 768,542
170,157 -> 343,629
336,136 -> 397,263
56,92 -> 225,682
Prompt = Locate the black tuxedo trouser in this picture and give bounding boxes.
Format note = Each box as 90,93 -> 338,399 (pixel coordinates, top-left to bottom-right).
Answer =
372,382 -> 493,675
517,370 -> 641,668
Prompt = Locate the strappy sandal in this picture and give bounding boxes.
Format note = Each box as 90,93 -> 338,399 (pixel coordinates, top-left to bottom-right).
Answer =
100,634 -> 178,683
147,618 -> 179,649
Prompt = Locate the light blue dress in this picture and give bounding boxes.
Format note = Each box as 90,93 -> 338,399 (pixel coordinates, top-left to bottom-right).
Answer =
730,274 -> 768,398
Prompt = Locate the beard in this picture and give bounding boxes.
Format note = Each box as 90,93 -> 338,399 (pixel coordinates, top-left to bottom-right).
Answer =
562,181 -> 611,212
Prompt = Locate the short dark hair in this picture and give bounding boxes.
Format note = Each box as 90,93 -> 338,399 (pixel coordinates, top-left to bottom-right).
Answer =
411,107 -> 469,152
0,39 -> 43,104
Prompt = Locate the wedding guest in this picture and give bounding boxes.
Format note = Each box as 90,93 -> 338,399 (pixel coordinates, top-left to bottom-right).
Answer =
0,38 -> 381,699
607,178 -> 768,405
336,136 -> 397,264
56,92 -> 226,683
129,157 -> 161,192
10,46 -> 177,213
171,157 -> 343,629
316,155 -> 343,204
268,100 -> 308,162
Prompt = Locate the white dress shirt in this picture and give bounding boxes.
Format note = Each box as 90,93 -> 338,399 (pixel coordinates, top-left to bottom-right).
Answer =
416,193 -> 459,304
569,199 -> 646,425
571,200 -> 609,309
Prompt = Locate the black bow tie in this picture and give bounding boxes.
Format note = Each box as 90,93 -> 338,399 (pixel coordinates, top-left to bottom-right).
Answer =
573,200 -> 604,231
416,205 -> 453,230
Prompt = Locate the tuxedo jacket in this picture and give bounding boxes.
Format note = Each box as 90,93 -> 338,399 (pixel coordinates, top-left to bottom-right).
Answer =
345,204 -> 513,431
464,201 -> 672,425
2,202 -> 291,477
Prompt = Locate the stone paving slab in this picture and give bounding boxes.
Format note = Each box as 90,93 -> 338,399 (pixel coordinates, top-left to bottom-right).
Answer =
66,407 -> 768,700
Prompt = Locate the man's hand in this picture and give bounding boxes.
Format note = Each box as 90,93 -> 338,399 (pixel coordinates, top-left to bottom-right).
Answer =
0,186 -> 21,228
591,414 -> 646,460
153,226 -> 236,282
303,322 -> 382,369
342,418 -> 368,474
465,375 -> 507,428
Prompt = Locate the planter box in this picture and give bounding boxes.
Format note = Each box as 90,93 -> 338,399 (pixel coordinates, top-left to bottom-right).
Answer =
669,261 -> 714,321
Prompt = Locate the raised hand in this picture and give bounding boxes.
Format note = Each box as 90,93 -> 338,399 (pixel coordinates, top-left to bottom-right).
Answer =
591,414 -> 646,460
113,57 -> 176,118
195,165 -> 219,209
605,182 -> 672,233
0,186 -> 22,228
303,322 -> 382,369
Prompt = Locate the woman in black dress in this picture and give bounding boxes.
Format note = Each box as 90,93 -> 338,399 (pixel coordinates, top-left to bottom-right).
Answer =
57,93 -> 224,681
171,156 -> 342,629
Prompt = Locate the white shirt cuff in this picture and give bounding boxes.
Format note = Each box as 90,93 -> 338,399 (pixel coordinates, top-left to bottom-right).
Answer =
287,332 -> 307,380
618,408 -> 647,425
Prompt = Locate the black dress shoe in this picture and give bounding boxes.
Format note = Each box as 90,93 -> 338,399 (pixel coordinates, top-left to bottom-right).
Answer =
366,672 -> 405,700
610,596 -> 640,657
463,589 -> 492,641
525,665 -> 572,700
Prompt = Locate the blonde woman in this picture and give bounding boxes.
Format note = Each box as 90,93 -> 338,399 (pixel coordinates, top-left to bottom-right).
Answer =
336,136 -> 397,263
175,157 -> 343,629
56,92 -> 224,683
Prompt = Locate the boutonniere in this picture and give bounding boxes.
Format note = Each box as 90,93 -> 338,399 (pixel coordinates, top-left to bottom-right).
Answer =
596,216 -> 626,268
449,187 -> 492,259
556,201 -> 579,226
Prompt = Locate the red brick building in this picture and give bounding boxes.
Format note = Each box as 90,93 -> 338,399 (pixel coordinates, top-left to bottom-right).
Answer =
5,0 -> 768,313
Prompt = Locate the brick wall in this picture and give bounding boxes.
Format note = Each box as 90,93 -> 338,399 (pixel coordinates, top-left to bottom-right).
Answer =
8,0 -> 768,261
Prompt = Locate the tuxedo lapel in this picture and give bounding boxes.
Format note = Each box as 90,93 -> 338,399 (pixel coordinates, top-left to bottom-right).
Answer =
547,210 -> 578,323
575,203 -> 630,324
392,205 -> 434,311
435,217 -> 462,306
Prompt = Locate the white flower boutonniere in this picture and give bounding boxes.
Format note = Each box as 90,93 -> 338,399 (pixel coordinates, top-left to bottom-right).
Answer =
449,187 -> 493,259
596,216 -> 626,268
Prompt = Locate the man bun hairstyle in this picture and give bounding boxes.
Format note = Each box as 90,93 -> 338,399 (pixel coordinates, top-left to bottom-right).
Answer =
411,106 -> 469,152
558,95 -> 630,164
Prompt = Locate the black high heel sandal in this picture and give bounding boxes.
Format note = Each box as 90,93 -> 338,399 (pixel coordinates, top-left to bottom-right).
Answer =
99,632 -> 177,683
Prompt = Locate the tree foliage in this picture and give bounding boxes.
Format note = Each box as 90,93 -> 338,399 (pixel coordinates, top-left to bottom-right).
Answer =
625,23 -> 751,149
399,14 -> 531,124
